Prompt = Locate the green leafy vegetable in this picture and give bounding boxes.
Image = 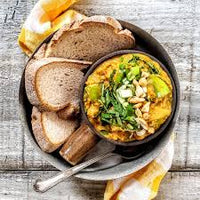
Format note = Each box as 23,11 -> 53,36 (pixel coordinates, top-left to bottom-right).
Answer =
116,116 -> 122,126
101,113 -> 112,119
95,56 -> 142,129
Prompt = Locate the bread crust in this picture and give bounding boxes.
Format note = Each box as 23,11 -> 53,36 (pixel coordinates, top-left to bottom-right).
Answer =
33,43 -> 47,60
45,15 -> 135,60
25,57 -> 91,111
31,107 -> 58,152
57,100 -> 80,120
80,15 -> 122,30
31,106 -> 79,153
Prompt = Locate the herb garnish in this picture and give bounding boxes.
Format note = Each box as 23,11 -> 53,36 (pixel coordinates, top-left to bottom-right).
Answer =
98,57 -> 140,130
147,62 -> 159,74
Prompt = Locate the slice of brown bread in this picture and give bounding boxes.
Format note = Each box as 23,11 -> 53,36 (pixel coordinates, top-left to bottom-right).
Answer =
33,43 -> 47,60
45,15 -> 135,62
57,100 -> 80,120
25,57 -> 91,111
25,44 -> 48,71
31,106 -> 79,153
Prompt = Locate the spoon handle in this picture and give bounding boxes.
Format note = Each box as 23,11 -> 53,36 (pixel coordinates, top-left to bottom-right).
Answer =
34,152 -> 115,193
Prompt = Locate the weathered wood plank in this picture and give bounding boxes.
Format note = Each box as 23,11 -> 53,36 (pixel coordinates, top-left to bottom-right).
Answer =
0,171 -> 105,200
0,0 -> 199,171
155,171 -> 200,200
0,0 -> 32,169
0,171 -> 200,200
186,3 -> 200,168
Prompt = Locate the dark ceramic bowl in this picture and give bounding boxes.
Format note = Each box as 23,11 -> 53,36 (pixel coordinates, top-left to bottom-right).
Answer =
80,50 -> 177,147
19,20 -> 180,180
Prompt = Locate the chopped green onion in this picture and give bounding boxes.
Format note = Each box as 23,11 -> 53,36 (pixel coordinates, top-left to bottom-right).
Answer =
127,66 -> 140,81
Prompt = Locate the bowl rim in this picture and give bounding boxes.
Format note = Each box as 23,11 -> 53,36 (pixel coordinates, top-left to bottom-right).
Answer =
80,50 -> 177,146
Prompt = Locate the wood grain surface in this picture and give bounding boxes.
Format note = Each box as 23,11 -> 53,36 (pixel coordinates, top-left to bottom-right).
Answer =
0,0 -> 199,199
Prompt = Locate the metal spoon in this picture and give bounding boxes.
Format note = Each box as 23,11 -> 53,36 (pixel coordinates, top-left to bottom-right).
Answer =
33,143 -> 144,193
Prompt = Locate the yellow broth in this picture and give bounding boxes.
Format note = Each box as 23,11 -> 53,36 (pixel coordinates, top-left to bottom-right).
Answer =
84,54 -> 173,142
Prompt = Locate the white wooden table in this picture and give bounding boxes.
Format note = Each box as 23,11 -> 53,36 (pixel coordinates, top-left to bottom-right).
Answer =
0,0 -> 200,199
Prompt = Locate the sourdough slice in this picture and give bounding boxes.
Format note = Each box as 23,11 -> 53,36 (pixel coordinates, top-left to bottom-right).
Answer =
33,43 -> 47,60
25,57 -> 91,111
45,15 -> 135,62
57,101 -> 80,120
31,106 -> 78,153
26,44 -> 48,69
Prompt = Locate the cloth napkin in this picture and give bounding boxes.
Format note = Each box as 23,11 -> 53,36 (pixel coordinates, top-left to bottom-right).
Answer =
18,0 -> 86,56
18,1 -> 175,199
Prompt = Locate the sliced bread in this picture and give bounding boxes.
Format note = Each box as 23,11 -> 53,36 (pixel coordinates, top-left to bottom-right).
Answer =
31,106 -> 78,153
45,15 -> 135,62
57,100 -> 80,120
33,43 -> 47,60
25,57 -> 91,111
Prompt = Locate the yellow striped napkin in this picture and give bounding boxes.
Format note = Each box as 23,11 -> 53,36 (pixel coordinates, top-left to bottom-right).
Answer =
18,0 -> 86,56
18,1 -> 175,199
104,134 -> 174,200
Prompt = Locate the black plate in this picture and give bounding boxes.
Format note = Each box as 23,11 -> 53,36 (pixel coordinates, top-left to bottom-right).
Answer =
19,20 -> 180,171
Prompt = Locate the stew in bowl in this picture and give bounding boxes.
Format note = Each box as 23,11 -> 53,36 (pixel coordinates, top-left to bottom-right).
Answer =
83,51 -> 173,143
